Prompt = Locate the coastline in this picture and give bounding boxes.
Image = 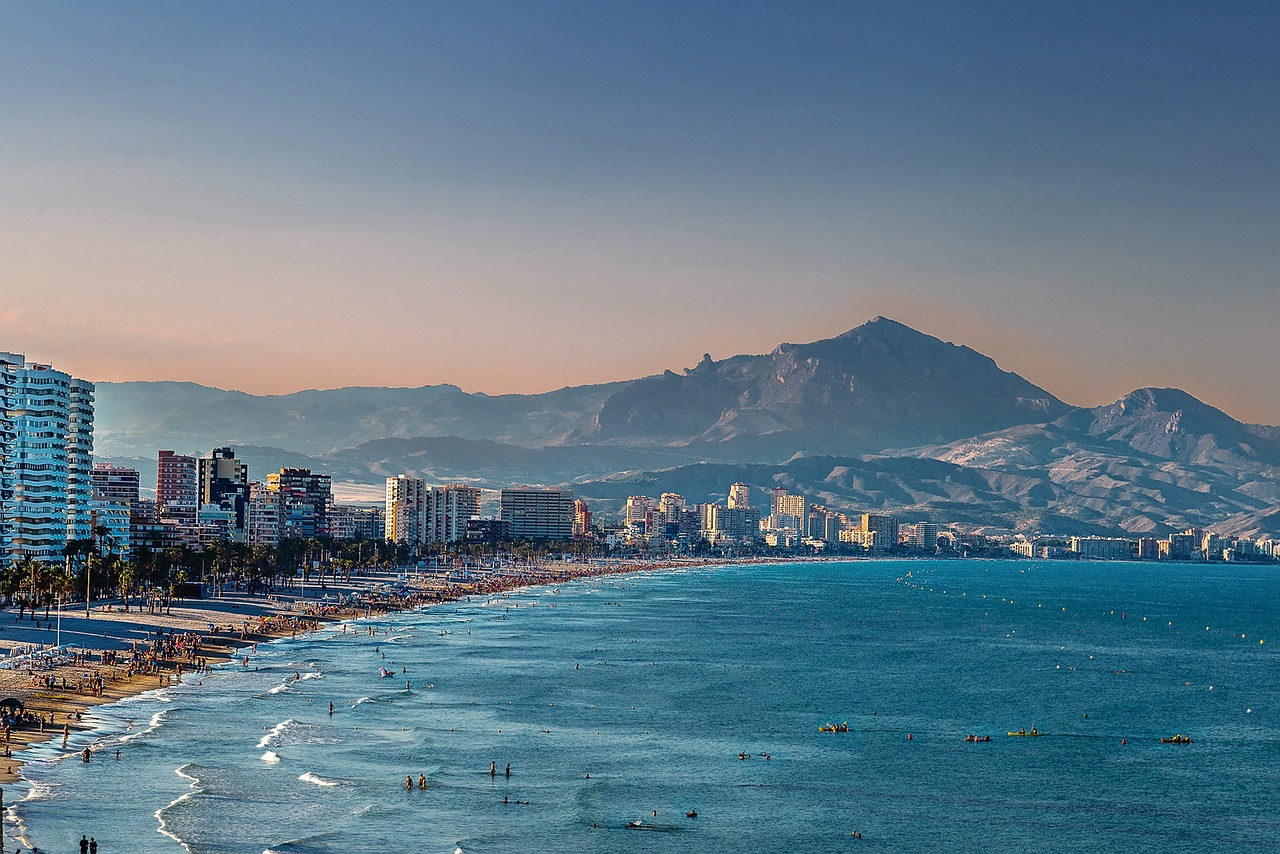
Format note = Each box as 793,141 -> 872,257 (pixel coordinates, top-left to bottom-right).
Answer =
0,556 -> 801,789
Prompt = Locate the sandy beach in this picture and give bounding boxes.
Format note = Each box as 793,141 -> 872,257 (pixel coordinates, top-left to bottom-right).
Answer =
0,557 -> 762,786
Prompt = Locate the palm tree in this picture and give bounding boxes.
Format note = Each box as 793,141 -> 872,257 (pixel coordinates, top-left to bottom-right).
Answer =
117,562 -> 136,612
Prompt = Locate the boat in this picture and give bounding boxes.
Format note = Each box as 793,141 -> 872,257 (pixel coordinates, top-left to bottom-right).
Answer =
818,721 -> 850,733
1161,734 -> 1194,744
1007,729 -> 1042,737
964,735 -> 992,742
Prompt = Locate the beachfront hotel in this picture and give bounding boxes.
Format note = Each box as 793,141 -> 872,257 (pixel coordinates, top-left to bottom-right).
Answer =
0,352 -> 95,565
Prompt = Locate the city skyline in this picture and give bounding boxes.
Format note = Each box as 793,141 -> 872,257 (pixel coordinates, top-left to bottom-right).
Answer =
2,3 -> 1278,423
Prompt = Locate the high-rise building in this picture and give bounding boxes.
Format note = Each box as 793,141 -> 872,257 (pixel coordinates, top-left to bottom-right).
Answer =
248,481 -> 283,546
429,484 -> 482,544
157,450 -> 198,526
198,447 -> 249,541
92,464 -> 141,510
769,488 -> 806,532
727,482 -> 751,510
67,378 -> 95,543
500,487 -> 574,540
908,522 -> 940,551
860,513 -> 900,550
385,475 -> 427,544
706,504 -> 759,544
573,499 -> 593,537
625,496 -> 653,528
267,468 -> 332,538
0,352 -> 94,564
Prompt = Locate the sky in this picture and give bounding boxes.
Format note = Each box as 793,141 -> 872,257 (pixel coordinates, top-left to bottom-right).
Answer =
1,1 -> 1277,423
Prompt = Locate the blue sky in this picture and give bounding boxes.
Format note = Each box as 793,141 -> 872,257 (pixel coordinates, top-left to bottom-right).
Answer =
1,2 -> 1277,421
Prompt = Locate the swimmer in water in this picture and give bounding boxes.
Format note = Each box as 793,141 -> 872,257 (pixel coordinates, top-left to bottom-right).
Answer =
405,775 -> 413,790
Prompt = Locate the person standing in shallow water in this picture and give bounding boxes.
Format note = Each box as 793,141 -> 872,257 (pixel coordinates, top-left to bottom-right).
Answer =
89,839 -> 98,853
80,836 -> 88,854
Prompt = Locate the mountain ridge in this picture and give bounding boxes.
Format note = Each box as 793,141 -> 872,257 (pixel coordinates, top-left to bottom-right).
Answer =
90,318 -> 1279,536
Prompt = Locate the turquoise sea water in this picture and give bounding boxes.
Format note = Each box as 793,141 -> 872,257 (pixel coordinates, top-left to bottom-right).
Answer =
7,559 -> 1279,853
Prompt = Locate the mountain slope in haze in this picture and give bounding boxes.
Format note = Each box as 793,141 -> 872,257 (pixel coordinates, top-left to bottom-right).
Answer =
569,317 -> 1070,458
94,380 -> 627,457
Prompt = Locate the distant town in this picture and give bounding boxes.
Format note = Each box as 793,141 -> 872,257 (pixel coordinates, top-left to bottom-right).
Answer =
2,352 -> 1276,604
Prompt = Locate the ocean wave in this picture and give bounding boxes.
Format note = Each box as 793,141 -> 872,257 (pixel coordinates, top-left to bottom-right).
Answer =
298,771 -> 340,787
257,719 -> 296,748
351,697 -> 374,706
267,682 -> 293,695
155,763 -> 202,853
299,671 -> 323,680
19,779 -> 59,803
115,708 -> 169,744
260,750 -> 281,764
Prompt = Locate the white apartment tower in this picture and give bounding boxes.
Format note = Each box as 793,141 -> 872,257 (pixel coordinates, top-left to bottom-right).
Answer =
0,353 -> 94,565
429,484 -> 482,544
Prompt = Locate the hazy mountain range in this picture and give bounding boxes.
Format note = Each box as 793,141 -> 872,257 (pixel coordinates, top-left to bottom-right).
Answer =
93,317 -> 1280,537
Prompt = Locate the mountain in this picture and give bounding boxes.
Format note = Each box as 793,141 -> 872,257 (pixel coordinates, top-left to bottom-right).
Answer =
89,319 -> 1279,536
913,388 -> 1280,534
94,380 -> 627,457
95,317 -> 1067,462
567,317 -> 1069,458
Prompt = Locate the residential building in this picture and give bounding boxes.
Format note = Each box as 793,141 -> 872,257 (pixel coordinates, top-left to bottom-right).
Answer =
0,352 -> 94,564
769,487 -> 806,533
706,504 -> 758,544
500,487 -> 574,540
267,468 -> 332,538
157,451 -> 198,526
385,475 -> 427,544
248,482 -> 283,547
428,484 -> 482,543
1070,536 -> 1133,559
727,482 -> 751,510
67,378 -> 95,543
572,499 -> 593,538
198,447 -> 249,542
92,463 -> 141,511
860,513 -> 900,550
907,522 -> 940,551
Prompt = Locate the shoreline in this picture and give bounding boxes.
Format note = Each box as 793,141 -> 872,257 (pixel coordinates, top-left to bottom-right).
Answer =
0,555 -> 809,790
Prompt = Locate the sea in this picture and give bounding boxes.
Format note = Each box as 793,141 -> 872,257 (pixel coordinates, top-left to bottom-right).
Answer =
5,559 -> 1278,853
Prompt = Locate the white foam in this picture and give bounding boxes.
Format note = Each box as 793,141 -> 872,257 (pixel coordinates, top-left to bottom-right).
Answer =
116,708 -> 169,744
268,683 -> 292,695
352,697 -> 373,706
260,750 -> 281,764
257,719 -> 295,748
298,771 -> 339,787
299,671 -> 323,680
155,763 -> 201,853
